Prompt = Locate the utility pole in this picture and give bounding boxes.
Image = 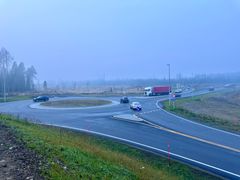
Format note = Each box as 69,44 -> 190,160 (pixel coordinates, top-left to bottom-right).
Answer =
168,143 -> 171,166
167,64 -> 171,106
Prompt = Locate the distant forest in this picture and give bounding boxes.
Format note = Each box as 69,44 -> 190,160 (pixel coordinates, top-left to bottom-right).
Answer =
1,47 -> 240,94
0,47 -> 37,94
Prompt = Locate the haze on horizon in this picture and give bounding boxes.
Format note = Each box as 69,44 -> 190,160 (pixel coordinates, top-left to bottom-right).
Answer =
0,0 -> 240,81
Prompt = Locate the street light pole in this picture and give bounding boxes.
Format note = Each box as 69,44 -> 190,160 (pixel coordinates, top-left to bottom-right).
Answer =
167,64 -> 171,106
3,63 -> 6,102
0,51 -> 6,102
0,48 -> 12,102
2,53 -> 7,102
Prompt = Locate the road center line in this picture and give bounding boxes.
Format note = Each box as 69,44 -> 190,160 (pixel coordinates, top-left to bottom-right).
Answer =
151,121 -> 240,153
156,99 -> 240,138
132,114 -> 240,153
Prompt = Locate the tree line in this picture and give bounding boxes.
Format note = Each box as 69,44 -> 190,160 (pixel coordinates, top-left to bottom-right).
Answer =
0,47 -> 37,94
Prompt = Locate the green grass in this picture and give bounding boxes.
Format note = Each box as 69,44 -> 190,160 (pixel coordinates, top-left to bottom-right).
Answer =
41,99 -> 111,108
0,115 -> 219,180
163,92 -> 240,133
0,95 -> 31,103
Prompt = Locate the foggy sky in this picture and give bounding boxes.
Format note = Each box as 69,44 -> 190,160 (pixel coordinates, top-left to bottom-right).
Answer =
0,0 -> 240,81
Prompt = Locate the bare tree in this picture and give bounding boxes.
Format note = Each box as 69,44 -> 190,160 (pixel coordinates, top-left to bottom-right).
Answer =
26,66 -> 37,91
43,80 -> 48,91
0,47 -> 13,101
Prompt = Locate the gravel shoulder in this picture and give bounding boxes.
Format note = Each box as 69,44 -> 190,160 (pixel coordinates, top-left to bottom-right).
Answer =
0,123 -> 43,180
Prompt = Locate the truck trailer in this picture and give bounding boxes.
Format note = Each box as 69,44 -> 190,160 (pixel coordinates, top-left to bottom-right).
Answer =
144,86 -> 171,96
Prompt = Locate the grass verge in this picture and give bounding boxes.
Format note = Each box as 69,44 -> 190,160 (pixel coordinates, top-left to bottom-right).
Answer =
163,93 -> 240,133
41,99 -> 111,108
0,95 -> 31,103
0,114 -> 219,180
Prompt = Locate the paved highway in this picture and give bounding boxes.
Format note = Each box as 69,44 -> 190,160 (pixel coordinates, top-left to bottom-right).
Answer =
0,92 -> 239,179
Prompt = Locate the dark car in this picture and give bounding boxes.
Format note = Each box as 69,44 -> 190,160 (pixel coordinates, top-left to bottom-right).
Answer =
208,87 -> 215,91
120,97 -> 129,103
33,96 -> 49,102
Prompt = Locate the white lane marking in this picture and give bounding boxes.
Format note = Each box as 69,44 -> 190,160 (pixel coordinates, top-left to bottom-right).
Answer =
114,113 -> 240,153
156,100 -> 240,138
130,114 -> 240,153
156,99 -> 163,109
138,109 -> 163,115
149,122 -> 240,153
43,123 -> 240,178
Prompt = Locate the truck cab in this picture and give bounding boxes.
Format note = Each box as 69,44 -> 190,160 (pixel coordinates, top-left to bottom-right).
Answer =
144,87 -> 152,96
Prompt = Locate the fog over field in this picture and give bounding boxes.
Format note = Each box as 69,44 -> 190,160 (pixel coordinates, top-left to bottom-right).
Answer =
1,0 -> 240,81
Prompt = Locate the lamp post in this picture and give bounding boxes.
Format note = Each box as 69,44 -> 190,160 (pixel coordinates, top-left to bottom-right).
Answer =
0,49 -> 7,102
3,62 -> 6,102
0,48 -> 12,102
167,64 -> 171,106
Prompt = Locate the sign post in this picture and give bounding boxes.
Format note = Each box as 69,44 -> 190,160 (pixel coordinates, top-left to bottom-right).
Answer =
171,93 -> 176,108
168,143 -> 171,166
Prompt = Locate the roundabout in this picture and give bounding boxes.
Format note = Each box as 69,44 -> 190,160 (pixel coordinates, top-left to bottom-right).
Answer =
0,91 -> 239,179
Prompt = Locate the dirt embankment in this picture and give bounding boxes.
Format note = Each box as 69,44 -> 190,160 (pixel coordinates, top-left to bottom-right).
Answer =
0,123 -> 43,180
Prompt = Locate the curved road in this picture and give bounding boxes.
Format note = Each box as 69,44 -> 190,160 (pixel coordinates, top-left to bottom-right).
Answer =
0,93 -> 239,179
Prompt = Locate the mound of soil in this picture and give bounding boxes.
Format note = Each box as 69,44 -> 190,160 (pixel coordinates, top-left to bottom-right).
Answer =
0,123 -> 43,180
41,99 -> 111,108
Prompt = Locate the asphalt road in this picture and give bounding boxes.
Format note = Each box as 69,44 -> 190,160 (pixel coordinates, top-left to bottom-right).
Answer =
0,91 -> 239,179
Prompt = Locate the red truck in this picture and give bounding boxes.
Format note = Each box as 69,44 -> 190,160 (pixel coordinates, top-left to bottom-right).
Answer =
144,86 -> 171,96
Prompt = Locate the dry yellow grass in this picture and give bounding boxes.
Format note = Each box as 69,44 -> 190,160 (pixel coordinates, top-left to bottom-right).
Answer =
165,90 -> 240,132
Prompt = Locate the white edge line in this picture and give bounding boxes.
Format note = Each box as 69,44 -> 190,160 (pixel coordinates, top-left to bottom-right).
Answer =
156,100 -> 240,138
114,112 -> 240,153
43,123 -> 240,178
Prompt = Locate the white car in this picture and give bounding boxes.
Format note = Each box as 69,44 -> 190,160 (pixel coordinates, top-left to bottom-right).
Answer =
130,102 -> 142,111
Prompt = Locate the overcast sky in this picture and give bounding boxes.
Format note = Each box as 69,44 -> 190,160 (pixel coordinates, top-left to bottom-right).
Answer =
0,0 -> 240,81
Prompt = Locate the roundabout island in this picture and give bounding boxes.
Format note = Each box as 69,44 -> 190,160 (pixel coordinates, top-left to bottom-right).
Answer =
29,98 -> 118,110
